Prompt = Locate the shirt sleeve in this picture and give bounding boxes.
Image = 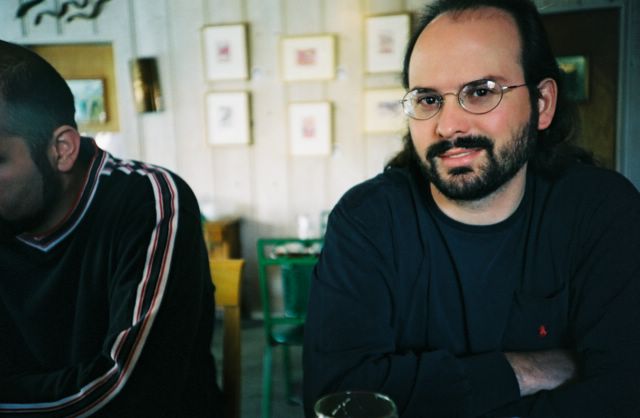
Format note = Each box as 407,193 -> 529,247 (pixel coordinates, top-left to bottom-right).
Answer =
302,193 -> 521,418
0,169 -> 220,417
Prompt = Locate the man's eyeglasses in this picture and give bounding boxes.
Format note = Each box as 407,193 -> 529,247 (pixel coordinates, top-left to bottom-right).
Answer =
401,79 -> 528,120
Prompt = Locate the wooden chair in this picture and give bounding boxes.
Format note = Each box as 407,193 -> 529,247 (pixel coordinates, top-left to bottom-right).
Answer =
210,258 -> 245,418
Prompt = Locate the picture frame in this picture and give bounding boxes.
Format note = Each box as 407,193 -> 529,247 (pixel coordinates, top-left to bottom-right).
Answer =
365,13 -> 411,74
35,44 -> 119,133
556,55 -> 589,102
205,91 -> 251,146
364,88 -> 406,133
281,35 -> 335,81
66,78 -> 107,124
202,23 -> 249,81
288,102 -> 332,156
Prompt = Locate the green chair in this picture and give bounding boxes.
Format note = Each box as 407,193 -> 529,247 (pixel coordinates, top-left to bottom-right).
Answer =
257,238 -> 322,418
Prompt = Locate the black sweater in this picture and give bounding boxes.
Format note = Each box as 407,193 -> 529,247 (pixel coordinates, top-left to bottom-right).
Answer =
304,163 -> 640,417
0,139 -> 222,417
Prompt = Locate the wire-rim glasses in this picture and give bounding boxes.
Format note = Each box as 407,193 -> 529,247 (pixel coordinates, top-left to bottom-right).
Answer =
401,79 -> 528,121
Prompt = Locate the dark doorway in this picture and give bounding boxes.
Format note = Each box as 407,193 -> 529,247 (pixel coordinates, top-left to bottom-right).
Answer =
542,8 -> 620,169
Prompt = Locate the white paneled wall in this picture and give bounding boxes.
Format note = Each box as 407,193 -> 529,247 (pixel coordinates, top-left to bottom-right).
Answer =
2,0 -> 638,313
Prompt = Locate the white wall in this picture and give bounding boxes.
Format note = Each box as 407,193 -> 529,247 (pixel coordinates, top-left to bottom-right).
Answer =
2,0 -> 639,313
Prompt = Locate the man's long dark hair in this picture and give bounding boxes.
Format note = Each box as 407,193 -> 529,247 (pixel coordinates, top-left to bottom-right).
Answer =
0,40 -> 77,170
386,0 -> 594,177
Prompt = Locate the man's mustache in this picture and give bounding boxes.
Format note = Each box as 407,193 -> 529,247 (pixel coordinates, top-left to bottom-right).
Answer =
426,136 -> 494,159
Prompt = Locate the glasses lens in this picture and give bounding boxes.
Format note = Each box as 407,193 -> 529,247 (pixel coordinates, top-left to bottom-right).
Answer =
459,80 -> 502,114
403,90 -> 441,120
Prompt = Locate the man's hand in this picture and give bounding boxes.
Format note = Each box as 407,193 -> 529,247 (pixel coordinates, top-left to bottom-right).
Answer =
505,349 -> 578,396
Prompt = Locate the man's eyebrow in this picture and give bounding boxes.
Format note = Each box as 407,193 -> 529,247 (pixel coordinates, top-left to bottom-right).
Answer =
409,75 -> 510,92
472,75 -> 514,84
408,85 -> 438,92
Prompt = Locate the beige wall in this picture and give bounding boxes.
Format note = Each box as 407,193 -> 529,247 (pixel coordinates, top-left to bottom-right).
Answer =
2,0 -> 639,314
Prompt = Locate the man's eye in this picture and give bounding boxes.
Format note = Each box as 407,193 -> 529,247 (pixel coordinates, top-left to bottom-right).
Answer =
470,87 -> 490,97
418,95 -> 440,106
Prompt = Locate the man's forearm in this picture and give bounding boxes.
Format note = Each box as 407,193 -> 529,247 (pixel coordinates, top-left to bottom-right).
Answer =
505,349 -> 578,396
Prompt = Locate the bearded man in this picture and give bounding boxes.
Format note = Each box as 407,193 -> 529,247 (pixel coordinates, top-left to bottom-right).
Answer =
303,0 -> 640,417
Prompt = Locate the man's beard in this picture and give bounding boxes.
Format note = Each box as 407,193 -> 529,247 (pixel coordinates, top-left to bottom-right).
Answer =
419,118 -> 537,201
0,160 -> 62,241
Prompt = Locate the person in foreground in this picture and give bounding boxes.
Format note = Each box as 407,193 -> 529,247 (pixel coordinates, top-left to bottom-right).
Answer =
303,0 -> 640,417
0,40 -> 222,417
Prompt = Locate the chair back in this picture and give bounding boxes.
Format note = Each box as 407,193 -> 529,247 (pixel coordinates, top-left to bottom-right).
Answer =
256,238 -> 322,341
281,263 -> 314,318
210,258 -> 244,418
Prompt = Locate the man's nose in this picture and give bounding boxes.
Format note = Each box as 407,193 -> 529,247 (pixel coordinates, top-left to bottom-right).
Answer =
434,94 -> 471,139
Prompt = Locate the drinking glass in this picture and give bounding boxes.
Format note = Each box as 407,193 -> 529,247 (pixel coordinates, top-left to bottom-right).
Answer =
314,390 -> 398,418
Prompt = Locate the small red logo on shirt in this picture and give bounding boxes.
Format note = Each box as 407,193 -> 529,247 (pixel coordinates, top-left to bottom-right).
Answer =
538,324 -> 548,338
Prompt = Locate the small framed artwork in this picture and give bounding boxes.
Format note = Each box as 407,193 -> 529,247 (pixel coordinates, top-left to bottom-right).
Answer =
556,55 -> 589,101
365,14 -> 411,74
288,102 -> 332,156
364,88 -> 406,134
66,78 -> 107,124
281,35 -> 335,81
205,91 -> 251,146
202,23 -> 249,81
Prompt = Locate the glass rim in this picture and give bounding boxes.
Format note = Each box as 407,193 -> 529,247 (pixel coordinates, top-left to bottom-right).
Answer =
314,390 -> 398,418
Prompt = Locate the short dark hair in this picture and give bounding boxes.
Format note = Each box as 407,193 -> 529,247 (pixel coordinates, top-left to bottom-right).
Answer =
0,40 -> 77,166
387,0 -> 594,177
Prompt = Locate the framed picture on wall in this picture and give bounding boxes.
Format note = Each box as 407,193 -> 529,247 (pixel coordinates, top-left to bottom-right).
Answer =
364,88 -> 406,134
365,13 -> 411,74
205,91 -> 251,145
66,78 -> 107,124
556,55 -> 589,101
288,102 -> 332,156
281,35 -> 335,81
202,23 -> 249,81
35,44 -> 119,133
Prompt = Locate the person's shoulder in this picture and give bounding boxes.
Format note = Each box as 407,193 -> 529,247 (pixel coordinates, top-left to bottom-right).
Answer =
105,156 -> 190,189
544,163 -> 640,208
554,164 -> 638,195
327,167 -> 420,243
338,166 -> 416,212
102,155 -> 199,208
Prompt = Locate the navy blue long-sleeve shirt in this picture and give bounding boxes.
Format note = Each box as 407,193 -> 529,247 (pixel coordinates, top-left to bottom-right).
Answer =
303,163 -> 640,417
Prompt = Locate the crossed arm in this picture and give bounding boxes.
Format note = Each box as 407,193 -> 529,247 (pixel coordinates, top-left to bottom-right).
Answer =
505,350 -> 577,397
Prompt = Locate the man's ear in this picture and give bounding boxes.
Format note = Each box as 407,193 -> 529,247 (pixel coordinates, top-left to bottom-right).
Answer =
51,126 -> 81,173
536,78 -> 558,130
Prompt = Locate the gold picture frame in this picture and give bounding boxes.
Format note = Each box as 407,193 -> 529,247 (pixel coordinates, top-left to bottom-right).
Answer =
202,23 -> 249,81
364,88 -> 406,134
365,13 -> 411,74
288,101 -> 332,156
205,91 -> 251,146
281,35 -> 336,81
32,44 -> 119,133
